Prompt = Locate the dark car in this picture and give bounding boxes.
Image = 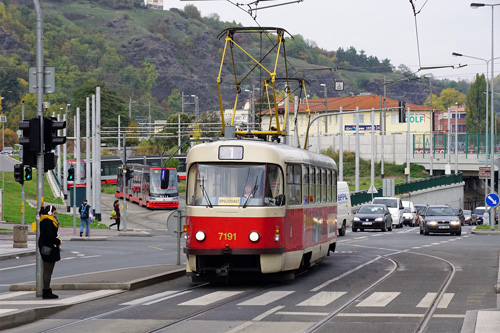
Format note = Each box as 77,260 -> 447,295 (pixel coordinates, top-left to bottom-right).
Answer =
414,204 -> 428,226
352,204 -> 393,232
463,210 -> 477,225
473,206 -> 486,225
453,208 -> 465,226
420,205 -> 462,236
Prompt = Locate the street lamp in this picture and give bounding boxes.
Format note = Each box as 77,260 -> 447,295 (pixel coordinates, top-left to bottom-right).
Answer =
319,83 -> 327,153
471,2 -> 499,199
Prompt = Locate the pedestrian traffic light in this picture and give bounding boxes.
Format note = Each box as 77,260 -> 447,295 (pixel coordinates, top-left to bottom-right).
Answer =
398,101 -> 407,123
44,117 -> 66,152
123,166 -> 133,184
24,166 -> 32,181
19,118 -> 40,167
14,164 -> 23,185
67,167 -> 75,181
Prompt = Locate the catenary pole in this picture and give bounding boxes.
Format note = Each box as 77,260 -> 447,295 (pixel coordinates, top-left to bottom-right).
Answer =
95,88 -> 102,221
86,97 -> 91,205
339,107 -> 343,181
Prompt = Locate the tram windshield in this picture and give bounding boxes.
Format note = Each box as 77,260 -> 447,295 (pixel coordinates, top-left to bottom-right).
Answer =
150,169 -> 178,195
188,163 -> 283,207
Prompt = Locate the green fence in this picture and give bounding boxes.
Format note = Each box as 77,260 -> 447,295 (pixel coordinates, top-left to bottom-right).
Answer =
350,173 -> 463,206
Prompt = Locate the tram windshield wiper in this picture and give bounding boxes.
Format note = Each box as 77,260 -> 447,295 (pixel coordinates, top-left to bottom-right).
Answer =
200,177 -> 213,208
243,180 -> 258,208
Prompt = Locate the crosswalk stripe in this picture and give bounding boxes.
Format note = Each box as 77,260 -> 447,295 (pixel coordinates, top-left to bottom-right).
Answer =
179,291 -> 243,306
121,290 -> 186,305
356,292 -> 400,307
416,293 -> 454,308
238,291 -> 294,306
296,291 -> 346,306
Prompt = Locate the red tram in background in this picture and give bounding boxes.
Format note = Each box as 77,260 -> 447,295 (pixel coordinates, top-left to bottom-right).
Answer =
184,139 -> 338,281
116,164 -> 179,209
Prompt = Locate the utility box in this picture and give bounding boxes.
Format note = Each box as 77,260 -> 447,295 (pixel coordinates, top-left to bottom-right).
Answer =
69,185 -> 86,207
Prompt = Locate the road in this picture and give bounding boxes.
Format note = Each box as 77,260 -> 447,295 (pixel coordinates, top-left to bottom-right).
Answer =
3,224 -> 498,333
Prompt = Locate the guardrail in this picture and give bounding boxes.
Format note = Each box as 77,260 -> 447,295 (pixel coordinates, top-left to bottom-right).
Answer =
350,173 -> 463,206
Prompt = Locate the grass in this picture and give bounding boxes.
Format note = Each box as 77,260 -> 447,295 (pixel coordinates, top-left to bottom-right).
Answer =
475,225 -> 498,230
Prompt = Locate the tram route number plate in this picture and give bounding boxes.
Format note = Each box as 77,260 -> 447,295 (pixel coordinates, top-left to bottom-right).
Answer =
218,197 -> 240,206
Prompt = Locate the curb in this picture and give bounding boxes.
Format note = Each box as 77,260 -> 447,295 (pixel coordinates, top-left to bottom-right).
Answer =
0,250 -> 36,261
1,304 -> 73,331
9,268 -> 186,291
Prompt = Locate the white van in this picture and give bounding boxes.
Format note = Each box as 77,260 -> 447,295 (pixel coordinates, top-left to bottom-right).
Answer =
402,200 -> 417,227
337,181 -> 353,236
372,197 -> 404,228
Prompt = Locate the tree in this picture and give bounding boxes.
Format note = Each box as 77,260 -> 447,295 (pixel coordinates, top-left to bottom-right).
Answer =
465,74 -> 486,134
436,88 -> 466,110
164,112 -> 195,153
166,89 -> 182,113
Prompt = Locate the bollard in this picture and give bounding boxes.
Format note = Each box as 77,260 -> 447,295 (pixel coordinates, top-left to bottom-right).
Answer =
13,225 -> 28,248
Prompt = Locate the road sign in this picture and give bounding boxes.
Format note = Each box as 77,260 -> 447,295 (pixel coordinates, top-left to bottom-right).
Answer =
367,184 -> 378,194
16,130 -> 22,137
479,167 -> 490,179
486,193 -> 499,207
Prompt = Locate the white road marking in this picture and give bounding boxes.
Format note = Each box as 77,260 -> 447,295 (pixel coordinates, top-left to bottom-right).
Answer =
416,293 -> 454,308
80,255 -> 101,259
0,291 -> 32,300
238,291 -> 294,306
311,257 -> 381,292
179,291 -> 243,306
276,311 -> 329,316
0,263 -> 35,271
0,290 -> 121,305
296,291 -> 346,306
336,313 -> 465,318
121,290 -> 186,305
145,291 -> 192,305
225,306 -> 284,333
356,292 -> 400,307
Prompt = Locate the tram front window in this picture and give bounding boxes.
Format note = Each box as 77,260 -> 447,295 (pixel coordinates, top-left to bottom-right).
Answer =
189,163 -> 283,207
150,170 -> 178,196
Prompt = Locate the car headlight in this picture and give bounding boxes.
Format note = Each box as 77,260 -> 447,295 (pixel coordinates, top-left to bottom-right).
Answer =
450,220 -> 460,225
195,230 -> 206,242
375,217 -> 383,222
428,221 -> 438,226
353,217 -> 360,221
249,231 -> 260,242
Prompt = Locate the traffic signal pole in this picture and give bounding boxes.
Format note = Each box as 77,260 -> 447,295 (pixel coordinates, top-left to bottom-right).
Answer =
34,0 -> 45,298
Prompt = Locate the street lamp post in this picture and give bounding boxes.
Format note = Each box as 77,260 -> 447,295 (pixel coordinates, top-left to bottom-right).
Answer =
471,2 -> 499,198
319,84 -> 327,153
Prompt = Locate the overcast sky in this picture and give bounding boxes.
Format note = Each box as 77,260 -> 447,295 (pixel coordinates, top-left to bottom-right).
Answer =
165,0 -> 500,82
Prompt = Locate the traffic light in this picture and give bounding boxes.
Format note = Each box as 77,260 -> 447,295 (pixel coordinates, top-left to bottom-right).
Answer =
123,167 -> 133,184
14,164 -> 23,185
398,101 -> 407,123
24,166 -> 32,181
44,117 -> 66,152
19,118 -> 40,167
67,167 -> 75,181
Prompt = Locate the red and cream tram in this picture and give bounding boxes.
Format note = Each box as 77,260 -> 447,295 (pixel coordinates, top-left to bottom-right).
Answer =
184,139 -> 338,280
115,164 -> 179,209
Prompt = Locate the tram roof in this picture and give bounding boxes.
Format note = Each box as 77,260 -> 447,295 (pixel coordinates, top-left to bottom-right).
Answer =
187,139 -> 337,170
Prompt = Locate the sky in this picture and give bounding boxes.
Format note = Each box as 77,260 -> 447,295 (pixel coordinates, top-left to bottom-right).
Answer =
164,0 -> 500,82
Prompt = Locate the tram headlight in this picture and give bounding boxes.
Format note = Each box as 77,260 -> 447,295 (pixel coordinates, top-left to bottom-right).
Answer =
249,231 -> 260,243
195,230 -> 206,242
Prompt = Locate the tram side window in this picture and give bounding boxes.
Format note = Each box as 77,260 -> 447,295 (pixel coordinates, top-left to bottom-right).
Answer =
303,166 -> 309,204
327,170 -> 332,202
310,167 -> 316,204
316,168 -> 321,204
332,170 -> 338,204
286,164 -> 301,205
322,169 -> 327,203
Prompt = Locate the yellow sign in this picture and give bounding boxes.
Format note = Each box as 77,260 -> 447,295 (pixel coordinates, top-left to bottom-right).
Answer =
218,197 -> 241,206
32,221 -> 37,232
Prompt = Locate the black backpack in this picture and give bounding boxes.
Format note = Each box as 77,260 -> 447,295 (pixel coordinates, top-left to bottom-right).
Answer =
80,204 -> 88,219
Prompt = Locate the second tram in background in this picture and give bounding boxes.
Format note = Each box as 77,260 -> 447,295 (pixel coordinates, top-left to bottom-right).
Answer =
66,155 -> 187,187
184,139 -> 338,281
116,164 -> 179,209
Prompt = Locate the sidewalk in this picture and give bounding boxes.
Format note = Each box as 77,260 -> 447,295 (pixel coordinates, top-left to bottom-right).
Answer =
0,221 -> 185,330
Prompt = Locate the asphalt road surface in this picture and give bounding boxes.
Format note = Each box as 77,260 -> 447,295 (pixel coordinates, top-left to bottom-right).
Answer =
4,224 -> 498,333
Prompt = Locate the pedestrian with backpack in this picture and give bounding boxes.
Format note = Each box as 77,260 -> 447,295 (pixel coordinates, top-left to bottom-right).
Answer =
78,199 -> 91,237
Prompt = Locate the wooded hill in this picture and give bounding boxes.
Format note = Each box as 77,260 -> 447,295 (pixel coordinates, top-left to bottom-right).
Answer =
0,0 -> 469,134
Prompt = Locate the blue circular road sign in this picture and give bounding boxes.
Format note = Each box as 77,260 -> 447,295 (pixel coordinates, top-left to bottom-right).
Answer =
486,193 -> 500,207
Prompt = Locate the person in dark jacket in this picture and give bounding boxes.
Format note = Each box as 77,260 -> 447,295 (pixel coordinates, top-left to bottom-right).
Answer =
38,205 -> 61,299
109,200 -> 121,231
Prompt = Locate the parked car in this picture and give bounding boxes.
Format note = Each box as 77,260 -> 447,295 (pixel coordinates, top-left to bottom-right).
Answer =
337,181 -> 353,236
473,206 -> 486,225
1,147 -> 13,155
402,200 -> 417,227
372,197 -> 404,228
420,205 -> 462,236
352,204 -> 393,232
453,208 -> 465,226
414,204 -> 428,226
463,210 -> 477,225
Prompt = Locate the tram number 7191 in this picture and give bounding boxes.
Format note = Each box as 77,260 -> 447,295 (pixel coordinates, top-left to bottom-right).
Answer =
219,232 -> 236,241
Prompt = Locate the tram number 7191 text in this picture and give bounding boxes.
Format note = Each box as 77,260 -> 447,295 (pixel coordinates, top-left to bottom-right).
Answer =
219,232 -> 236,241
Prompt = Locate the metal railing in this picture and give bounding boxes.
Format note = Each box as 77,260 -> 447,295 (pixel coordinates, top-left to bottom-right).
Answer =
350,173 -> 463,206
